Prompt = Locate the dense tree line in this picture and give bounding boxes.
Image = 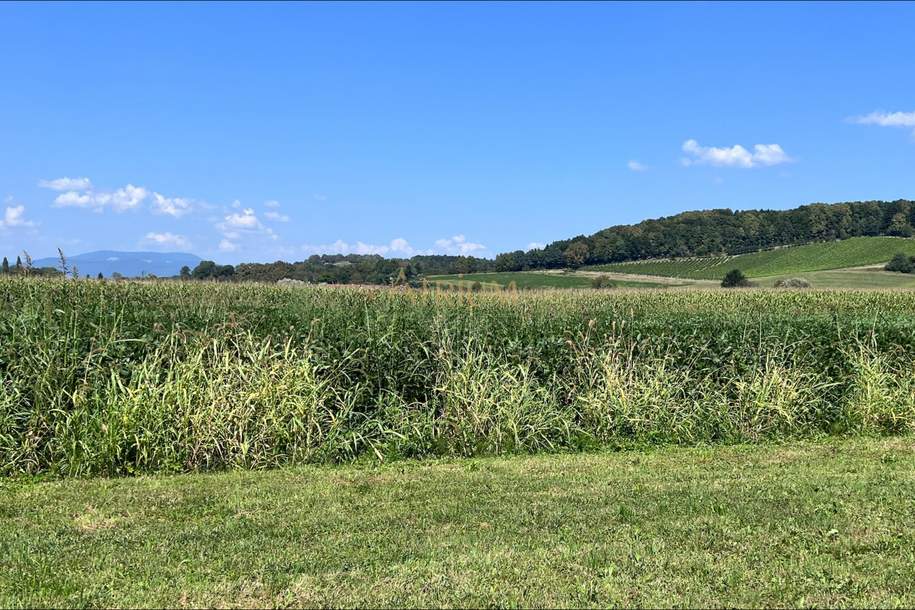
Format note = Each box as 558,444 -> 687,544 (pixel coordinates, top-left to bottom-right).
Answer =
186,254 -> 496,285
496,200 -> 915,271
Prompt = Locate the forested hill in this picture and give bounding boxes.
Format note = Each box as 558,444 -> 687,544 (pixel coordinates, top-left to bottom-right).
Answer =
183,199 -> 915,285
495,200 -> 915,271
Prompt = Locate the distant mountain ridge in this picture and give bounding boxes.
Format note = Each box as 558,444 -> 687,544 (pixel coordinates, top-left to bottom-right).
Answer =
32,250 -> 202,278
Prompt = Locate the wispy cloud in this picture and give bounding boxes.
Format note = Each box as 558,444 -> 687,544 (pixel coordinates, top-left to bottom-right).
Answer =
38,177 -> 92,191
142,231 -> 190,249
221,208 -> 263,230
264,210 -> 290,223
299,235 -> 487,257
850,110 -> 915,136
219,239 -> 239,252
301,237 -> 426,257
152,193 -> 193,218
434,234 -> 486,255
627,160 -> 648,172
850,110 -> 915,127
681,139 -> 792,168
215,207 -> 279,254
301,240 -> 351,255
0,204 -> 36,229
389,238 -> 413,255
526,242 -> 545,250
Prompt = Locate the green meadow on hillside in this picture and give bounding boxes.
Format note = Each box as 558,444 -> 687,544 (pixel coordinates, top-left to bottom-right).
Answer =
761,268 -> 915,289
587,236 -> 915,280
427,271 -> 671,290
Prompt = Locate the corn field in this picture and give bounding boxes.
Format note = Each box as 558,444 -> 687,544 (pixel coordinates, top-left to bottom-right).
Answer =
1,278 -> 914,476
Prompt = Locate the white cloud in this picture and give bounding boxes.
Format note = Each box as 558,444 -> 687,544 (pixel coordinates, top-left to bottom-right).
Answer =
214,207 -> 279,254
264,210 -> 290,223
0,205 -> 36,229
300,234 -> 487,257
53,184 -> 149,211
264,200 -> 281,208
627,160 -> 648,172
434,234 -> 487,255
850,111 -> 915,137
41,176 -> 203,216
751,144 -> 792,166
355,242 -> 391,255
221,208 -> 262,230
300,237 -> 425,257
96,185 -> 149,211
54,191 -> 94,207
681,139 -> 791,168
38,177 -> 92,191
152,193 -> 193,218
389,238 -> 413,255
142,232 -> 190,249
526,242 -> 545,250
851,111 -> 915,128
301,240 -> 350,255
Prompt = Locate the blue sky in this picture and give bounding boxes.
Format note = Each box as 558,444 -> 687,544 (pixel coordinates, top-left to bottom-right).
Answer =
2,1 -> 914,263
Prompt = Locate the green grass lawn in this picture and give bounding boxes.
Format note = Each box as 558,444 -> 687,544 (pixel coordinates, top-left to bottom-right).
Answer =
3,438 -> 914,608
587,236 -> 915,280
761,268 -> 915,289
427,271 -> 669,290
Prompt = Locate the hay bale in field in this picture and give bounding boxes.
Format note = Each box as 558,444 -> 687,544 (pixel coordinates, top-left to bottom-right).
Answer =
774,278 -> 811,289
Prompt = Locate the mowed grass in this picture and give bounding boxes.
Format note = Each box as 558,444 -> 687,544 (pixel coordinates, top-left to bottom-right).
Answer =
588,236 -> 915,280
2,438 -> 914,608
762,268 -> 915,289
427,271 -> 668,289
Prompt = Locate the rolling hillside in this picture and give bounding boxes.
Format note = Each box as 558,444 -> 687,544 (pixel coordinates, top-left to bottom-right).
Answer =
496,200 -> 915,272
586,237 -> 915,280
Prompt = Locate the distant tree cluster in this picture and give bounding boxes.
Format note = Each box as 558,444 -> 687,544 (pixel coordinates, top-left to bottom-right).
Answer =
183,254 -> 497,286
0,254 -> 62,278
189,260 -> 236,281
885,253 -> 915,274
496,200 -> 915,271
721,269 -> 752,288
